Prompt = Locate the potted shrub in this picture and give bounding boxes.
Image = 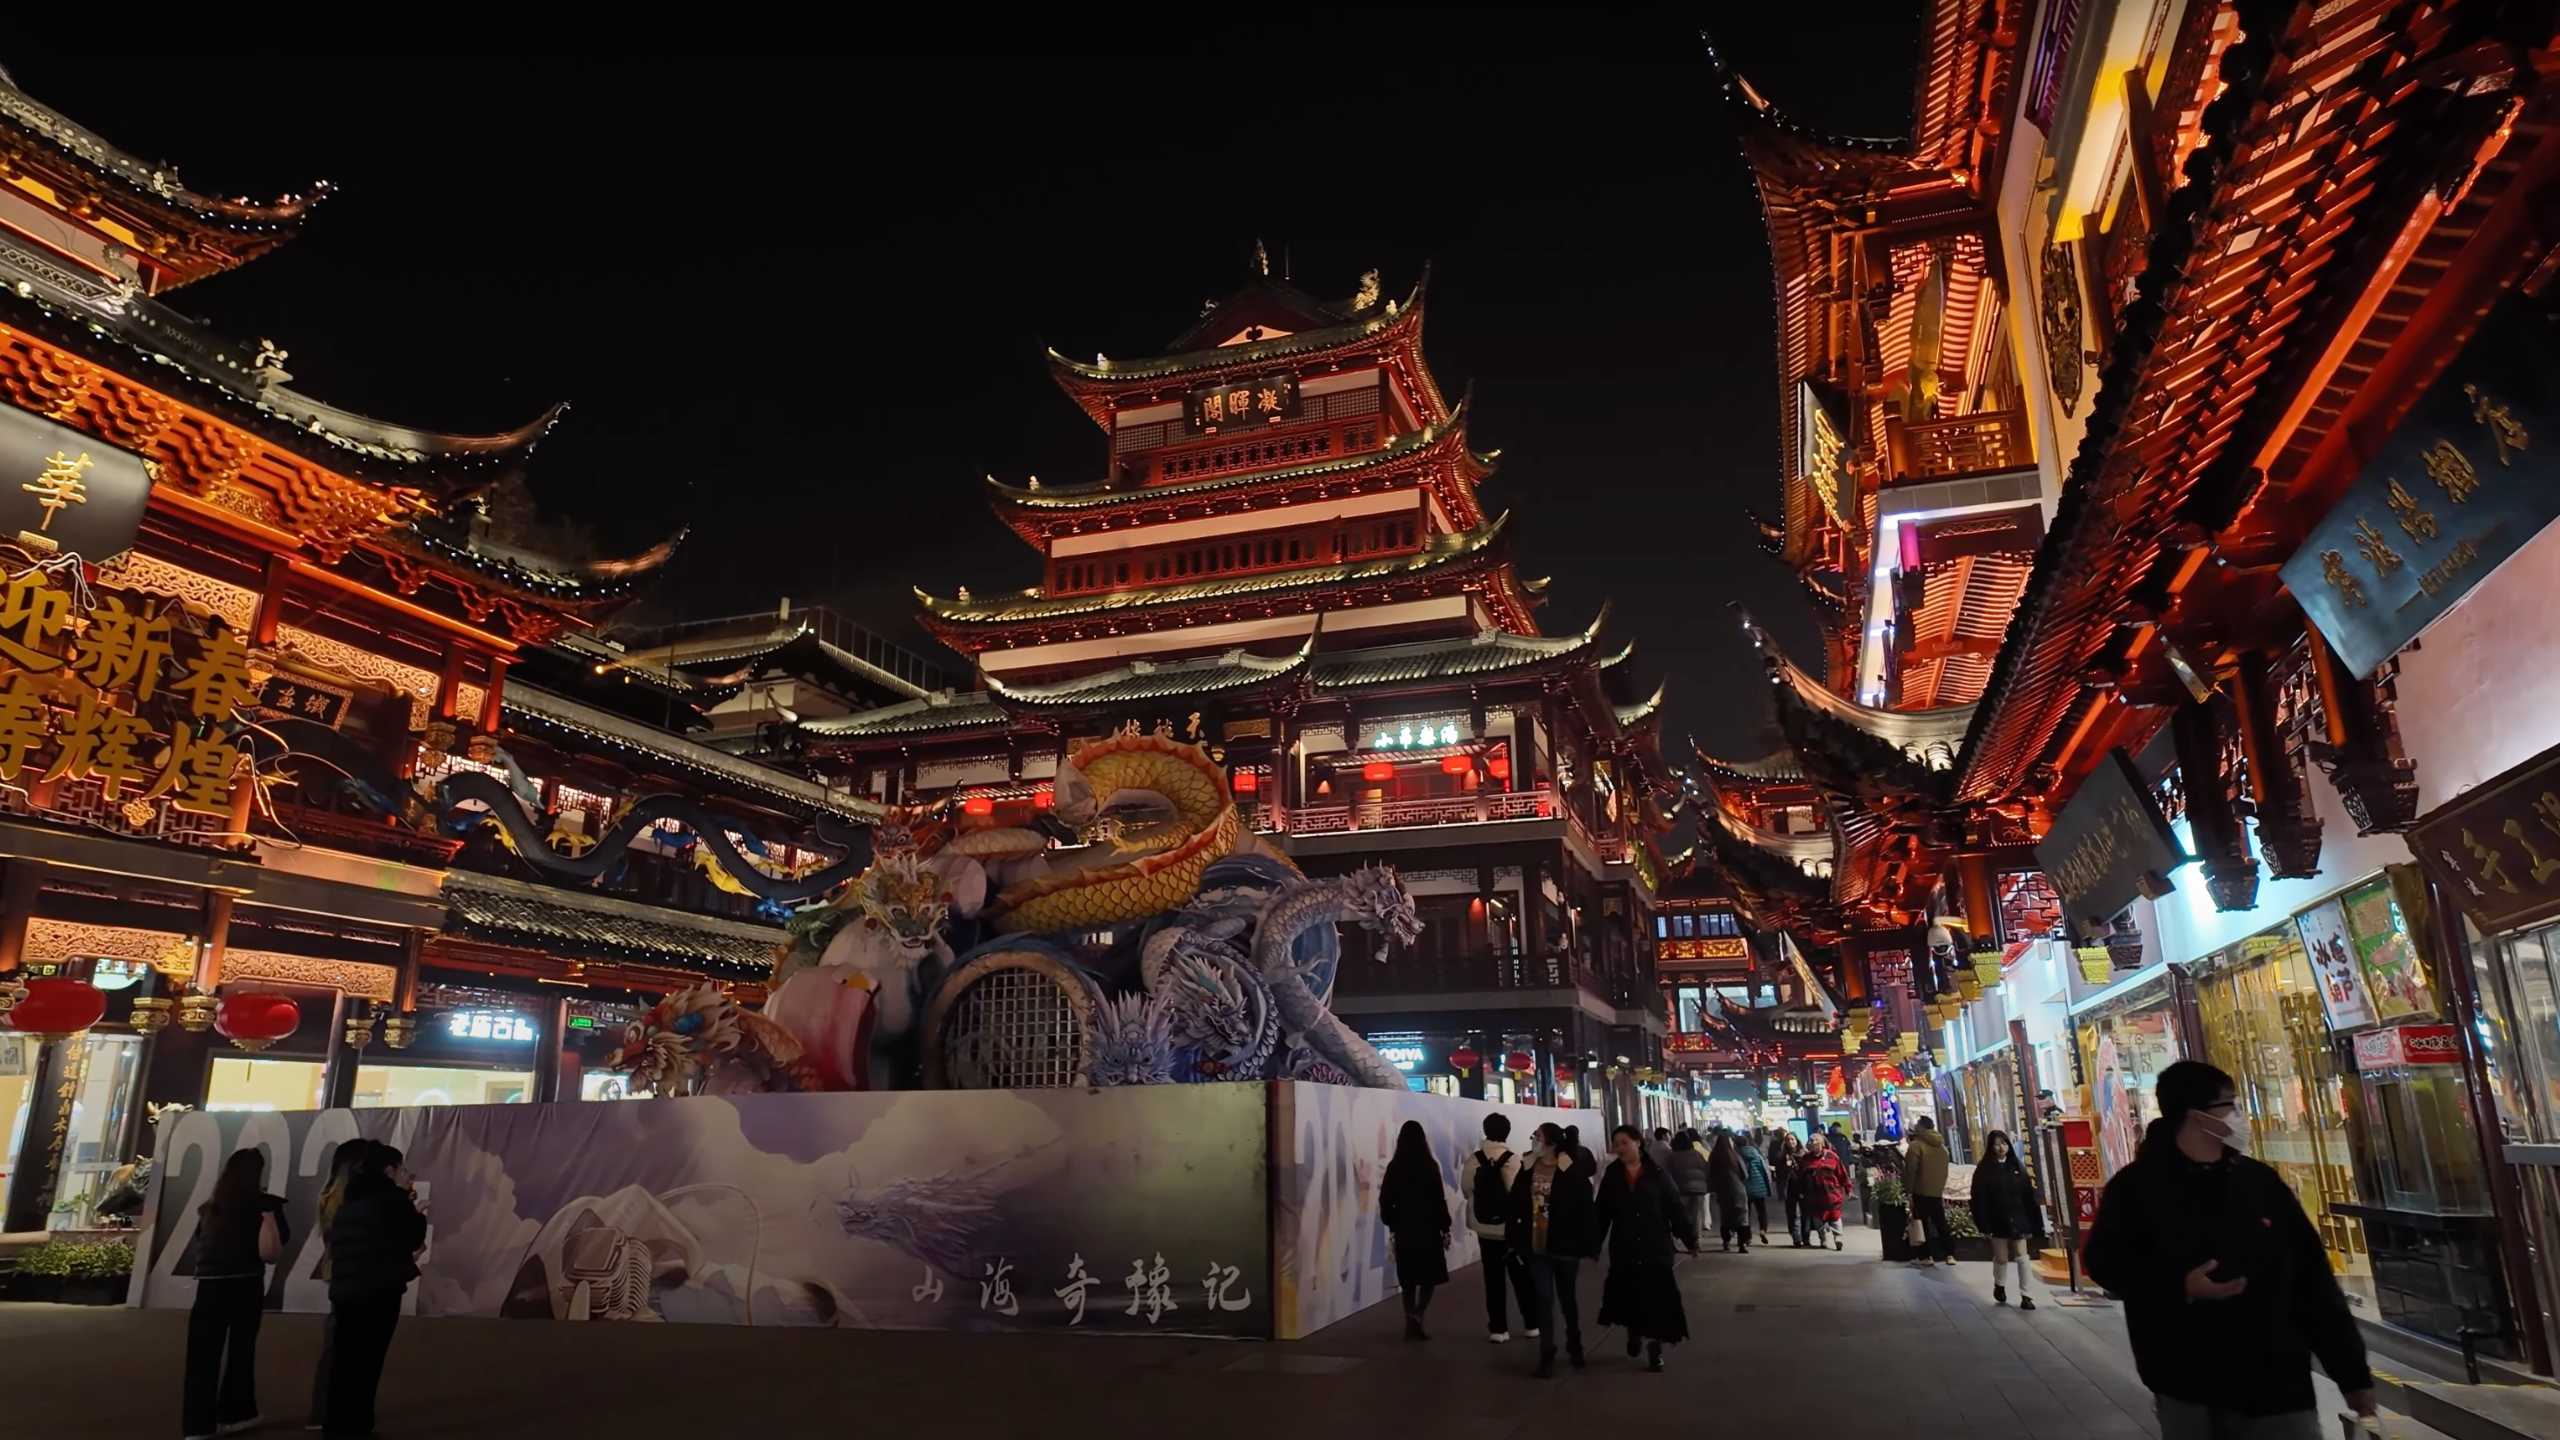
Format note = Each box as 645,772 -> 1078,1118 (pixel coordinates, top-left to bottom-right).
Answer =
1874,1176 -> 1912,1261
11,1238 -> 135,1305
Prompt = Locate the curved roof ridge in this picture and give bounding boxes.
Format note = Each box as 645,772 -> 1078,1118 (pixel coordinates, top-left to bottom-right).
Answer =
1740,610 -> 1975,758
0,79 -> 330,229
1046,270 -> 1428,384
986,638 -> 1312,706
987,388 -> 1473,509
1614,678 -> 1668,729
1709,805 -> 1837,869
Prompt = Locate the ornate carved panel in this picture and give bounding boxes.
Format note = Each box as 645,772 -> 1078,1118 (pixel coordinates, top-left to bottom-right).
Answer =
22,919 -> 197,978
2039,241 -> 2088,418
92,552 -> 260,629
220,948 -> 397,1001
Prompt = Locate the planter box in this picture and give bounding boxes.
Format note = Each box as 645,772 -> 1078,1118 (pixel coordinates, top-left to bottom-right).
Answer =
56,1276 -> 127,1305
1879,1203 -> 1913,1261
0,1272 -> 126,1304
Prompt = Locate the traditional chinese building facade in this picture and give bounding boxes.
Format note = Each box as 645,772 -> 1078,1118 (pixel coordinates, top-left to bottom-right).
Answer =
0,79 -> 858,1226
799,264 -> 1688,1126
1707,0 -> 2560,1379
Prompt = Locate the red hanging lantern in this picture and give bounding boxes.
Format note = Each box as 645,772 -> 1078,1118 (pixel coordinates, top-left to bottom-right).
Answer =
1448,1046 -> 1481,1073
214,991 -> 302,1052
1440,754 -> 1472,775
1487,752 -> 1511,781
1360,761 -> 1395,783
961,795 -> 995,817
1230,769 -> 1259,794
1032,788 -> 1054,810
3,977 -> 106,1039
1505,1050 -> 1534,1074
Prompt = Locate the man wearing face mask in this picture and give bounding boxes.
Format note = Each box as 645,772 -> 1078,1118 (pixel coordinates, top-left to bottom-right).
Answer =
2083,1060 -> 2375,1438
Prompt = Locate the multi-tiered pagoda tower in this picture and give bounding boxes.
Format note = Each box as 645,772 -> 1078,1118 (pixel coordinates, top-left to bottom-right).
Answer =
918,265 -> 1539,677
800,261 -> 1689,1129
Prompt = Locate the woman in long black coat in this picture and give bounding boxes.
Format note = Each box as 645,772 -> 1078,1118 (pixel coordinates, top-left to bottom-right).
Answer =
1971,1128 -> 2046,1310
1378,1120 -> 1451,1339
1592,1123 -> 1696,1371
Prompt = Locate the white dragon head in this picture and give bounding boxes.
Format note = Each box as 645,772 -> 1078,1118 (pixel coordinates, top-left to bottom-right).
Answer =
1341,864 -> 1422,959
1089,991 -> 1176,1087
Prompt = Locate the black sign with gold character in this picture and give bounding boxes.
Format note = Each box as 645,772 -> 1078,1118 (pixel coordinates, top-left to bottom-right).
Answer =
1185,373 -> 1298,433
254,673 -> 351,729
2035,749 -> 2185,939
2411,737 -> 2560,935
0,407 -> 153,560
2283,295 -> 2560,677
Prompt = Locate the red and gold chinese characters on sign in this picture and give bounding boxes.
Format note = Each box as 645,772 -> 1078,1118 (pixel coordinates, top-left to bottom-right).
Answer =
0,563 -> 254,815
1184,373 -> 1299,434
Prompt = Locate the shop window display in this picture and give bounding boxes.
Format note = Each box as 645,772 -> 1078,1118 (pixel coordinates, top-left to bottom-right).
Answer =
354,1064 -> 534,1108
206,1057 -> 327,1114
2074,983 -> 2183,1182
2192,926 -> 2373,1311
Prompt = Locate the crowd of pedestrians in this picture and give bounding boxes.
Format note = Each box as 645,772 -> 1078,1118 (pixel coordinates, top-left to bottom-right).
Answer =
1388,1067 -> 2380,1432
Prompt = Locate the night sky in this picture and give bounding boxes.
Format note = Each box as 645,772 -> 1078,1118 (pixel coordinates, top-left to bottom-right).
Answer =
14,13 -> 1918,757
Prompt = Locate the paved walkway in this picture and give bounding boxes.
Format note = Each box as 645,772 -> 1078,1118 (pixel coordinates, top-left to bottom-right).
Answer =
6,1228 -> 2439,1438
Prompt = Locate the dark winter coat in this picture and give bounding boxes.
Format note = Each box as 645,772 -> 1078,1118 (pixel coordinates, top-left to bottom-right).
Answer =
1794,1149 -> 1849,1220
1591,1157 -> 1696,1266
194,1193 -> 288,1280
1970,1154 -> 2044,1240
326,1183 -> 427,1304
1379,1154 -> 1452,1288
1666,1144 -> 1712,1197
1506,1153 -> 1599,1258
2082,1144 -> 2372,1417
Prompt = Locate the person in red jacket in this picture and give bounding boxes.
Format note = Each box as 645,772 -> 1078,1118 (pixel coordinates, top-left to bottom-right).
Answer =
1794,1132 -> 1849,1251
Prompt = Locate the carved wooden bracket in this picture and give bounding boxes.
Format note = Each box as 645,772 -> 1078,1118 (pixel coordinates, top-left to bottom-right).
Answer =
2172,696 -> 2260,912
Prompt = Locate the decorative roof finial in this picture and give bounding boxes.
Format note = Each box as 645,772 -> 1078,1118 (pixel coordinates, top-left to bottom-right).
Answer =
250,338 -> 292,390
1251,237 -> 1270,277
1352,268 -> 1382,311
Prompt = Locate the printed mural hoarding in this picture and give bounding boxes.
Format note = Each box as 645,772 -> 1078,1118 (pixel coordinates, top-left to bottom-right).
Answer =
1268,1082 -> 1579,1339
138,1085 -> 1271,1337
2293,897 -> 2379,1033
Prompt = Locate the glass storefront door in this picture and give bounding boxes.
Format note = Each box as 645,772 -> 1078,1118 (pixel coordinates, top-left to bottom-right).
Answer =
2471,921 -> 2560,1377
2194,927 -> 2373,1311
206,1056 -> 328,1113
53,1032 -> 144,1228
2074,984 -> 2184,1183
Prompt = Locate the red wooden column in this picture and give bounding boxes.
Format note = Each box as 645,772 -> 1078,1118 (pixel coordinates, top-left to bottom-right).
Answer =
477,654 -> 511,735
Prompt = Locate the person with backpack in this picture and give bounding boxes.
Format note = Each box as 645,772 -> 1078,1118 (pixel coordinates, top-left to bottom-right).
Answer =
182,1148 -> 287,1440
1458,1112 -> 1528,1342
1508,1122 -> 1598,1377
1379,1120 -> 1451,1340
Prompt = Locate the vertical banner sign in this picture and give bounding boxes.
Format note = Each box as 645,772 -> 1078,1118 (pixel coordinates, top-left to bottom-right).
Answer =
0,407 -> 154,560
1796,379 -> 1851,528
2282,295 -> 2560,678
2034,749 -> 2184,938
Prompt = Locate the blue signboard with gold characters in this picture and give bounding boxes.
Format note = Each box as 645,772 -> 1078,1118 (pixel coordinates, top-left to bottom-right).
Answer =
2284,296 -> 2560,678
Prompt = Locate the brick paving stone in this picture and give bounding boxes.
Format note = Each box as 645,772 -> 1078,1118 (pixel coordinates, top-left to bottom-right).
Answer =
0,1226 -> 2458,1439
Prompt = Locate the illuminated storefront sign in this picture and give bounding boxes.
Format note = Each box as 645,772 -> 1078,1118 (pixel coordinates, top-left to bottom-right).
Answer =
1795,380 -> 1849,527
444,1009 -> 538,1043
1376,1044 -> 1425,1072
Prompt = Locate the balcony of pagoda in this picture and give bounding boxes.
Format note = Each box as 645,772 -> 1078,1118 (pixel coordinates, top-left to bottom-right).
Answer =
1886,409 -> 2032,485
1263,786 -> 1633,871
